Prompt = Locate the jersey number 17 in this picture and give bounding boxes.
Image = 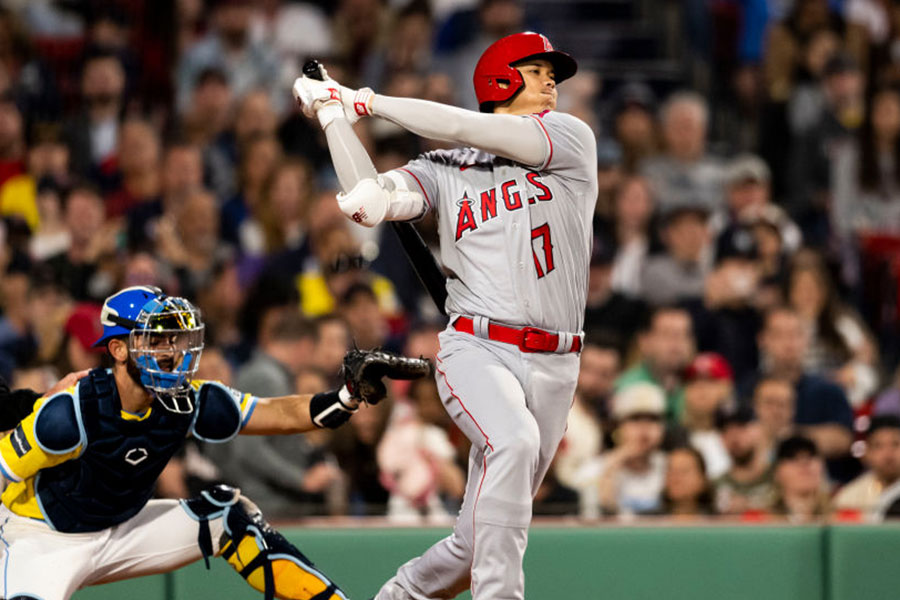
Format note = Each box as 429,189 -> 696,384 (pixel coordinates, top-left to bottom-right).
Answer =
531,223 -> 555,278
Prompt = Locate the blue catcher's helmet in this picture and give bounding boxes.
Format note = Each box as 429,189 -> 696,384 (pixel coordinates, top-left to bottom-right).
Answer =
95,286 -> 205,413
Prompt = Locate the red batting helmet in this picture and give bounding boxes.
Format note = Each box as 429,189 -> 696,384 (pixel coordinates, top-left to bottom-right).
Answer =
473,32 -> 577,112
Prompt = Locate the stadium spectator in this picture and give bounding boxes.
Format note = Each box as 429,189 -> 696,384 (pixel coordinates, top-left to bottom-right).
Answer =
753,376 -> 797,447
832,86 -> 900,241
176,0 -> 282,115
608,80 -> 658,173
27,176 -> 67,260
660,446 -> 716,517
105,118 -> 161,217
788,52 -> 865,245
556,343 -> 620,490
607,175 -> 656,299
378,376 -> 465,521
714,407 -> 776,515
617,306 -> 695,424
741,306 -> 854,466
711,154 -> 802,256
362,1 -> 434,89
691,224 -> 764,381
64,50 -> 126,187
674,353 -> 734,478
0,8 -> 60,122
220,132 -> 281,251
580,383 -> 667,517
312,314 -> 352,388
181,66 -> 233,147
54,302 -> 103,374
640,91 -> 725,214
44,183 -> 116,302
771,435 -> 831,521
787,251 -> 878,405
127,140 -> 204,251
2,123 -> 70,238
640,204 -> 713,306
834,415 -> 900,519
155,189 -> 223,298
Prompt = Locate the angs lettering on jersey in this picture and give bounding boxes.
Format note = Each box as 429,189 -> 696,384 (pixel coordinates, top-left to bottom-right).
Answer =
452,172 -> 553,242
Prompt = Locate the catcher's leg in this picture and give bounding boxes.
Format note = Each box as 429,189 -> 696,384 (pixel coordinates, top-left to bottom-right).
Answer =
0,505 -> 95,600
183,485 -> 348,600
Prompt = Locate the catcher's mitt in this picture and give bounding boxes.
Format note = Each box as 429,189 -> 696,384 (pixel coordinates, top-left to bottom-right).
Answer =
341,348 -> 433,405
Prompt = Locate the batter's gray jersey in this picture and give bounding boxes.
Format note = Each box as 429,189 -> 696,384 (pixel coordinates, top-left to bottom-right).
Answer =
396,110 -> 598,333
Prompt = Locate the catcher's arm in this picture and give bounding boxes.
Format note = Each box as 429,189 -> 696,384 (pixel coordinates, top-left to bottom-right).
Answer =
241,389 -> 359,435
241,349 -> 433,434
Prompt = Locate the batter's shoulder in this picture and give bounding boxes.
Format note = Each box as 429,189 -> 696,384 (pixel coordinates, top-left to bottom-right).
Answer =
539,110 -> 595,142
416,147 -> 488,168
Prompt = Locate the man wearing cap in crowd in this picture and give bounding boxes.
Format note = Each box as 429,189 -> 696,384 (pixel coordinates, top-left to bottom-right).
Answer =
711,153 -> 801,250
61,303 -> 105,373
713,406 -> 776,514
673,353 -> 734,479
640,202 -> 713,306
834,416 -> 900,519
578,382 -> 668,516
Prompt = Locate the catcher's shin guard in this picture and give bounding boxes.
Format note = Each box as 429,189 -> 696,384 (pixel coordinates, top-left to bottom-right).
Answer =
182,485 -> 346,600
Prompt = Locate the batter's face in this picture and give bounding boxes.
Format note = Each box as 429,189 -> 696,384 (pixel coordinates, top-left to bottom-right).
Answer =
496,59 -> 557,115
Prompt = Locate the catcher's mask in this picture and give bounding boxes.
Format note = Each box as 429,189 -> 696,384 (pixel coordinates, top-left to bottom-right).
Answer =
125,295 -> 205,413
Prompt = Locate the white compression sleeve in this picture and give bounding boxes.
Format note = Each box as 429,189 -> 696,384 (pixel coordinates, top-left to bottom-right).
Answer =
323,117 -> 425,225
370,95 -> 549,167
323,117 -> 378,193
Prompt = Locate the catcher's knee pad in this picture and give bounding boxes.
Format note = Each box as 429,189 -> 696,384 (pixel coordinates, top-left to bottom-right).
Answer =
183,485 -> 346,600
182,485 -> 347,600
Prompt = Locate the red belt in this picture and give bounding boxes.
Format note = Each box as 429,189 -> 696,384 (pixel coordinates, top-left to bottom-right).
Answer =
453,317 -> 582,353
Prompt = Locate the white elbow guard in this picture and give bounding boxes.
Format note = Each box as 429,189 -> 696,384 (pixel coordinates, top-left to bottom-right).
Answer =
337,174 -> 426,227
382,171 -> 426,221
337,178 -> 389,227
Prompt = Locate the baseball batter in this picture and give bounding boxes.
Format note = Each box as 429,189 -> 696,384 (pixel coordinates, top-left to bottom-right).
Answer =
0,285 -> 429,600
294,32 -> 597,600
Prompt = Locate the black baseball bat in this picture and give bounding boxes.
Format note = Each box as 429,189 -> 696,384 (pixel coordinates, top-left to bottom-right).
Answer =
302,60 -> 448,316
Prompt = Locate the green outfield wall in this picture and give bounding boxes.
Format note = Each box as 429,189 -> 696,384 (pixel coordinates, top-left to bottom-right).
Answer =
73,523 -> 900,600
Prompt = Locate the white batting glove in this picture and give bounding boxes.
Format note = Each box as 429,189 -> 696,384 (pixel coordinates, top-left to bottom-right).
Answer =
292,75 -> 344,129
339,85 -> 375,125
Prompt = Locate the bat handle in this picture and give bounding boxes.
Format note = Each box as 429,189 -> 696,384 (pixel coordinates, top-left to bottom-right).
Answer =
303,60 -> 325,81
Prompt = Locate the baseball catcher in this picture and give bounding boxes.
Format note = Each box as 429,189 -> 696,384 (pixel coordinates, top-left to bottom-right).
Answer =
0,285 -> 431,600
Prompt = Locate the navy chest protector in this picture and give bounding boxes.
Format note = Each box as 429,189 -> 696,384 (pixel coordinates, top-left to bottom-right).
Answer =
36,369 -> 194,533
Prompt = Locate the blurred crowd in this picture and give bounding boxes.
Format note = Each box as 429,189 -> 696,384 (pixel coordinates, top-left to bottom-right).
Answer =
0,0 -> 900,523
